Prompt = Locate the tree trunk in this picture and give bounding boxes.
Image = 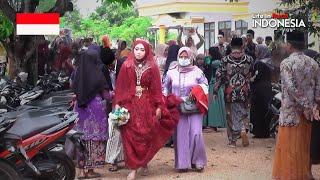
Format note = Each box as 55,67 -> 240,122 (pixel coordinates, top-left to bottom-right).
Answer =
1,0 -> 73,83
2,35 -> 38,85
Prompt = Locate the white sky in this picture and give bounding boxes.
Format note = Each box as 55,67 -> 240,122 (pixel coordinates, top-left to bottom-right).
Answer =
76,0 -> 101,17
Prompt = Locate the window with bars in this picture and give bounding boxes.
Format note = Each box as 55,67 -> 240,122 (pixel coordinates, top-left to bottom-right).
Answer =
218,21 -> 232,43
204,22 -> 215,52
235,20 -> 248,37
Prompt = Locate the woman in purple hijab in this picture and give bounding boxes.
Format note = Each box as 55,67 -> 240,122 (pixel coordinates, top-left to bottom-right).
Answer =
163,47 -> 208,172
72,49 -> 108,179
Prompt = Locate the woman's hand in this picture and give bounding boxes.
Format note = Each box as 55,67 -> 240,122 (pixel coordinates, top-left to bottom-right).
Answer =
156,107 -> 162,120
110,91 -> 115,98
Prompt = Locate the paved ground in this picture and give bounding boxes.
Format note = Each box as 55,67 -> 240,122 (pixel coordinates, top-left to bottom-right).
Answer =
76,128 -> 320,180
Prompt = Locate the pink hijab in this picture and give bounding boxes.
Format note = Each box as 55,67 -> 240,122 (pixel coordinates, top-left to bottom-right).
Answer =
177,47 -> 196,72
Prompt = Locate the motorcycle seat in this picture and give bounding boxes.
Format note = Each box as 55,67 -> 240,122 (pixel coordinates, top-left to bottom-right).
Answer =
7,115 -> 61,139
27,96 -> 73,107
25,109 -> 67,118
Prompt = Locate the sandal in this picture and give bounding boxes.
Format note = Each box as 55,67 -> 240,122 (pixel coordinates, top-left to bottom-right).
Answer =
77,170 -> 87,179
178,169 -> 188,173
141,167 -> 149,176
108,164 -> 118,172
84,171 -> 102,179
195,166 -> 204,172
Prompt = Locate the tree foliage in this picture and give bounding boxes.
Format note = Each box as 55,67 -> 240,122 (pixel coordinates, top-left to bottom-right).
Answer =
36,0 -> 57,12
0,0 -> 148,81
0,11 -> 14,41
93,1 -> 137,26
109,16 -> 152,43
61,1 -> 153,45
102,0 -> 135,7
278,0 -> 320,35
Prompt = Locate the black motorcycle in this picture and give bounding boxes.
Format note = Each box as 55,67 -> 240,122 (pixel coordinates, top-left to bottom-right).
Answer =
0,72 -> 71,113
0,114 -> 21,180
1,111 -> 79,180
267,83 -> 281,138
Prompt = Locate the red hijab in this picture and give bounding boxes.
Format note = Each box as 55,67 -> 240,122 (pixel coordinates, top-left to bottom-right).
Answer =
114,40 -> 157,107
125,40 -> 155,66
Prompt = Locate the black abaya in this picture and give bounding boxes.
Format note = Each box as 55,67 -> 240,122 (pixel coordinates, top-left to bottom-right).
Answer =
250,61 -> 273,138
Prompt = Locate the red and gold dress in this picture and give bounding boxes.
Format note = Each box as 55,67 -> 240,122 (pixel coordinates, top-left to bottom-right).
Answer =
114,40 -> 180,170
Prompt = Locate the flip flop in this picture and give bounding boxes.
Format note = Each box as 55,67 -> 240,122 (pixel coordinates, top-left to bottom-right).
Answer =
108,165 -> 118,172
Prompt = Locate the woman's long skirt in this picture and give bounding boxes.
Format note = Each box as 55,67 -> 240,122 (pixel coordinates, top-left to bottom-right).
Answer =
74,95 -> 108,169
174,113 -> 207,169
203,79 -> 226,128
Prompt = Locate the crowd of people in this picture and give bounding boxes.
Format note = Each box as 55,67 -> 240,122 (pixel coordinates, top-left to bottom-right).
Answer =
25,27 -> 320,179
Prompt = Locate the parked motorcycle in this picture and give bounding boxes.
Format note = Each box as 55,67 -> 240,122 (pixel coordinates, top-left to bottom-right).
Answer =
0,72 -> 71,113
0,111 -> 78,180
0,115 -> 21,180
268,83 -> 282,138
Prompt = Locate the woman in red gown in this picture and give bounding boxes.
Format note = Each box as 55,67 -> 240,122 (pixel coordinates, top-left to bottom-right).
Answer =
114,40 -> 180,180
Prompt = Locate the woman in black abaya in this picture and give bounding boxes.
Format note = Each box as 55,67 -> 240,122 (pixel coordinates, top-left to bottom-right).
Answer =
250,45 -> 273,138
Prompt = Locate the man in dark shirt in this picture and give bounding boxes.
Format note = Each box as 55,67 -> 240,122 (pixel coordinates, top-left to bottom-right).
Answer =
265,36 -> 273,47
213,37 -> 254,148
245,29 -> 257,61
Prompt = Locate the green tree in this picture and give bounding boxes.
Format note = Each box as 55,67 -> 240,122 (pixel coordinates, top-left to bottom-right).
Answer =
61,1 -> 153,46
0,0 -> 74,83
93,1 -> 138,26
36,0 -> 57,12
278,0 -> 320,35
102,0 -> 134,7
60,5 -> 82,31
0,11 -> 14,41
77,18 -> 111,41
166,31 -> 178,42
275,0 -> 320,47
109,16 -> 152,44
0,0 -> 136,82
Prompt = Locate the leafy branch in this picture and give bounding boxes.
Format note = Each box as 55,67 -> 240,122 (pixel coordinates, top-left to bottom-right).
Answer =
278,0 -> 320,35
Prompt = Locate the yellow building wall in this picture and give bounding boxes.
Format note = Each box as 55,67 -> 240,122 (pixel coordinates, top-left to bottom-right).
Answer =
137,1 -> 249,16
137,0 -> 319,51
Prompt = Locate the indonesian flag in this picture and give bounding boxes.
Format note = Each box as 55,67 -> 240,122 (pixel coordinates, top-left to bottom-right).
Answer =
16,13 -> 60,35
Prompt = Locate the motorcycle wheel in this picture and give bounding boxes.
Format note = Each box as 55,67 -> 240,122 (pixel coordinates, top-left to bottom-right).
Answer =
49,151 -> 75,180
0,160 -> 21,180
36,151 -> 75,180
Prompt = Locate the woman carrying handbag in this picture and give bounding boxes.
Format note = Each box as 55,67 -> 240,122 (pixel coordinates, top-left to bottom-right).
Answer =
163,47 -> 208,172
